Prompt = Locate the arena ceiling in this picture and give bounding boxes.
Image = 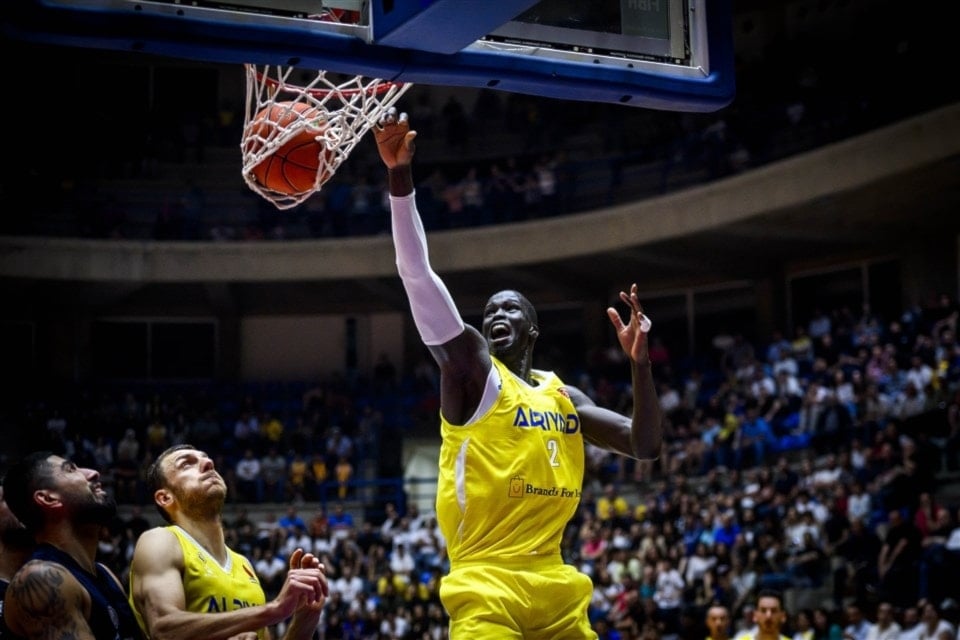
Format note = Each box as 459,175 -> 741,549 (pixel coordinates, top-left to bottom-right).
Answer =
2,0 -> 959,321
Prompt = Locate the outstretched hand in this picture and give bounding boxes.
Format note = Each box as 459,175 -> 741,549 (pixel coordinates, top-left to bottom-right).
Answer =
374,107 -> 417,169
274,548 -> 328,618
606,283 -> 652,365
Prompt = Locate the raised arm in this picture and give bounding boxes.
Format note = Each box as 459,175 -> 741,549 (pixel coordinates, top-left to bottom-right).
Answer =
575,283 -> 662,460
374,108 -> 490,423
4,560 -> 98,640
130,529 -> 325,640
279,550 -> 325,640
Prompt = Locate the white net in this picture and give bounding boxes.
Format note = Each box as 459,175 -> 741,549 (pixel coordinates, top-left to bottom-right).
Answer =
242,63 -> 412,210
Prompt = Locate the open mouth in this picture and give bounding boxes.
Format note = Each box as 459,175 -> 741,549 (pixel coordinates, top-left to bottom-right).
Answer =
489,322 -> 511,343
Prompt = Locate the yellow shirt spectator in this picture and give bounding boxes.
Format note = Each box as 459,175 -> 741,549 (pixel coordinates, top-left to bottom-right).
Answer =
260,413 -> 284,444
288,454 -> 309,500
596,483 -> 631,523
334,455 -> 354,499
310,454 -> 328,481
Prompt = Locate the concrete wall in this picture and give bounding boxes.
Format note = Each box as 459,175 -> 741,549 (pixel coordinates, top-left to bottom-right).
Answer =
3,103 -> 958,283
240,312 -> 404,380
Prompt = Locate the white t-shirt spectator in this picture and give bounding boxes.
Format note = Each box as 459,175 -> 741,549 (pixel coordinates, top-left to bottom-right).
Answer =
659,385 -> 682,414
917,620 -> 955,640
899,621 -> 924,640
235,456 -> 261,482
653,564 -> 685,610
904,360 -> 934,393
844,619 -> 872,640
389,543 -> 416,575
254,553 -> 285,585
380,611 -> 410,639
260,452 -> 287,485
283,531 -> 313,557
312,534 -> 335,556
772,354 -> 799,378
946,525 -> 960,551
683,551 -> 717,585
847,491 -> 872,524
865,621 -> 900,640
332,568 -> 365,602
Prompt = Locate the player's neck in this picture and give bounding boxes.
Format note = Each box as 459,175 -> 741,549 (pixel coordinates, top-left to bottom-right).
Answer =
39,524 -> 101,574
499,352 -> 534,384
177,517 -> 228,564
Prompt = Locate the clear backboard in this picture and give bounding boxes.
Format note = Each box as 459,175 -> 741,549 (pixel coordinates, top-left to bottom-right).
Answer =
2,0 -> 735,112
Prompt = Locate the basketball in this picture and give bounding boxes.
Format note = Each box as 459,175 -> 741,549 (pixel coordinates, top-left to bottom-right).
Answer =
247,102 -> 334,195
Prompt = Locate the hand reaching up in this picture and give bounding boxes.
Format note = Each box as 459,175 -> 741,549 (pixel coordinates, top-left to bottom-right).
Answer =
374,107 -> 417,169
606,283 -> 652,365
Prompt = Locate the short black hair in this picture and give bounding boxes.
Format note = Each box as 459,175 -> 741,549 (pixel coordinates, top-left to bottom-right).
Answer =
756,589 -> 784,608
514,290 -> 538,328
2,451 -> 56,532
147,444 -> 194,523
147,444 -> 196,493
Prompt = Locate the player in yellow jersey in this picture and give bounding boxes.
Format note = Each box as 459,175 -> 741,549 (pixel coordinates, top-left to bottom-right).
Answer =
734,590 -> 791,640
706,604 -> 733,640
128,445 -> 328,640
374,109 -> 663,640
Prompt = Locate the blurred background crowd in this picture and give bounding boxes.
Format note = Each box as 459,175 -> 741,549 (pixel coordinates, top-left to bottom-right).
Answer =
5,291 -> 959,640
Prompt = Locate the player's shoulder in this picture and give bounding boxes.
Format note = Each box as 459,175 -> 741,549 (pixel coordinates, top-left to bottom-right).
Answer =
137,524 -> 179,544
132,526 -> 184,563
7,558 -> 86,603
560,381 -> 594,407
11,558 -> 73,581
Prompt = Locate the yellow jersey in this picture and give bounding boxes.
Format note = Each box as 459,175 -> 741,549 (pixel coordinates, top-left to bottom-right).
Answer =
130,525 -> 267,639
436,357 -> 585,566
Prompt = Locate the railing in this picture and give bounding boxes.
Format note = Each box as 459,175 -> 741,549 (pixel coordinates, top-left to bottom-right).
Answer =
116,475 -> 437,527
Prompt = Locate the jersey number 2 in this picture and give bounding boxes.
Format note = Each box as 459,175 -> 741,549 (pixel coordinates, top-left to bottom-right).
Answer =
547,439 -> 560,467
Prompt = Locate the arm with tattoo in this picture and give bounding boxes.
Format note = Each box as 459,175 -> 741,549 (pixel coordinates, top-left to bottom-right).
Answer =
4,560 -> 96,640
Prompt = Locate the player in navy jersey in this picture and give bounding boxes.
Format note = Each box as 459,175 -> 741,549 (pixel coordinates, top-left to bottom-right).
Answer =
2,452 -> 144,640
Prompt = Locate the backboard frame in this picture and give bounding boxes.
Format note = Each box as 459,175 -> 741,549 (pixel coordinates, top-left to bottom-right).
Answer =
2,0 -> 735,111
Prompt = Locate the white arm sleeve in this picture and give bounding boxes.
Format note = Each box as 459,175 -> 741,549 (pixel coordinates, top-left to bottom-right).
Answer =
390,192 -> 465,345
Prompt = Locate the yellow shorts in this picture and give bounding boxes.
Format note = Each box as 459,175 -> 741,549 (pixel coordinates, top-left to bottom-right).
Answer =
439,557 -> 597,640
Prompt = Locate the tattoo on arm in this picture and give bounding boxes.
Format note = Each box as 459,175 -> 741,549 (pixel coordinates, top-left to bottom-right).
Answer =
10,563 -> 91,640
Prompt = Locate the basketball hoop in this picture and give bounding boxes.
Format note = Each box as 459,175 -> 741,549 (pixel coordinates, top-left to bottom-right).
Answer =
241,62 -> 412,210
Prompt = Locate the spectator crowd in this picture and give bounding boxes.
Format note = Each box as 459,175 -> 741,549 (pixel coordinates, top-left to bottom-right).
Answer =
4,291 -> 960,639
